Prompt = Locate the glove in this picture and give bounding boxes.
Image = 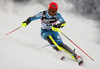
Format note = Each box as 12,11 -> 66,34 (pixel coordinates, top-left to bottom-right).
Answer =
21,22 -> 27,27
53,24 -> 61,28
21,17 -> 32,27
60,22 -> 66,28
53,22 -> 66,28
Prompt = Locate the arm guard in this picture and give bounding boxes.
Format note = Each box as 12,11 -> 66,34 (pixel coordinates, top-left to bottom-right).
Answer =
23,16 -> 36,25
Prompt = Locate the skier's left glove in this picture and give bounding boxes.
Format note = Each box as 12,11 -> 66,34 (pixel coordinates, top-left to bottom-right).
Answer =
53,22 -> 66,28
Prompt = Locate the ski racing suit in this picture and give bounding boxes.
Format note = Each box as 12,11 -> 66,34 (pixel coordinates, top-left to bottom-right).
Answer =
23,10 -> 77,59
24,10 -> 65,45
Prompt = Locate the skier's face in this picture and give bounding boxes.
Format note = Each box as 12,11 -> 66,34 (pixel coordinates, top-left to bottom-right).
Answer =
48,8 -> 57,16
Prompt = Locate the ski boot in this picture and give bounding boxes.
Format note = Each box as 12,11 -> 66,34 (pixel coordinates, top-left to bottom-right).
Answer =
76,54 -> 83,66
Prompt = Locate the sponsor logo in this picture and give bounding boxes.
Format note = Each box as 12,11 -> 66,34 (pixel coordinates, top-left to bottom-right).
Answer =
42,19 -> 56,23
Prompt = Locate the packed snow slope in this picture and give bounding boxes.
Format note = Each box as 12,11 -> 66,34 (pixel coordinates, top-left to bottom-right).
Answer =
0,0 -> 100,69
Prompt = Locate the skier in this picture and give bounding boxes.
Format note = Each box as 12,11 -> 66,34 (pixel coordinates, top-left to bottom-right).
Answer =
21,2 -> 83,65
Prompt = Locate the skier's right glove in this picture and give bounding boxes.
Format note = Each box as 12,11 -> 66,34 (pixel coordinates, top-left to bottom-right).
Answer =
21,22 -> 27,27
21,17 -> 31,27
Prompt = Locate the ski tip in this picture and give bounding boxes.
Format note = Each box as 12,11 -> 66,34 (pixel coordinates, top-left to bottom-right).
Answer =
79,61 -> 83,66
92,59 -> 94,61
61,56 -> 65,60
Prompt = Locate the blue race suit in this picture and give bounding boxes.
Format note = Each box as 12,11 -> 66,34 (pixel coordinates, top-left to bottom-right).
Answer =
25,10 -> 66,45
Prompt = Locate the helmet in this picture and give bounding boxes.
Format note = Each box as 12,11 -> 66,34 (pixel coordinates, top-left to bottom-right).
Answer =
48,2 -> 58,11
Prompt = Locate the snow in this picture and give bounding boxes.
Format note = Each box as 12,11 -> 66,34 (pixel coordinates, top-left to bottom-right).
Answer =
0,0 -> 100,69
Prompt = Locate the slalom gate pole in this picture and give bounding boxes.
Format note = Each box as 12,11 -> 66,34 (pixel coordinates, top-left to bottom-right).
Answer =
60,31 -> 94,61
6,26 -> 22,36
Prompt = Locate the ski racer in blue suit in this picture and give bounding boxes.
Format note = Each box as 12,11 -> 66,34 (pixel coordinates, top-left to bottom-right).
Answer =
21,2 -> 83,64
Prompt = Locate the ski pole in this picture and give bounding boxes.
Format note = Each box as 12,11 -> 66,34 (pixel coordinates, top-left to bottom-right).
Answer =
6,26 -> 22,36
52,26 -> 94,61
60,31 -> 94,61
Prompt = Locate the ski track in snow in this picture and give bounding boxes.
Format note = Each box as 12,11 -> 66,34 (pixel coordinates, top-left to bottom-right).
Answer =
0,1 -> 100,69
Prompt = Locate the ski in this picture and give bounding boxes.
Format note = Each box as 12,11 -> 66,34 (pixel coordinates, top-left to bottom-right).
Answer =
43,44 -> 57,48
61,56 -> 83,66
